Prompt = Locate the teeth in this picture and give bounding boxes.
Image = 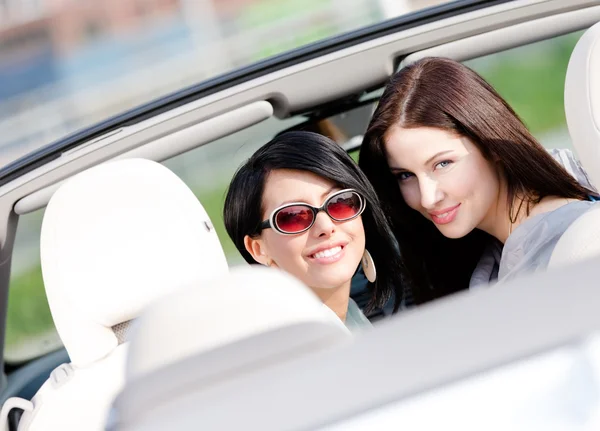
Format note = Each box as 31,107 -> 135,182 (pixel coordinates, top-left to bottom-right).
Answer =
313,246 -> 342,259
435,212 -> 449,218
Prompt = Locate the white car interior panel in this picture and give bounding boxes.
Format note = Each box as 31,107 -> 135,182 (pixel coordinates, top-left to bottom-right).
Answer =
321,333 -> 600,430
118,100 -> 273,164
0,159 -> 228,431
106,259 -> 600,431
13,100 -> 274,215
109,266 -> 351,430
399,7 -> 600,67
565,19 -> 600,188
126,266 -> 349,379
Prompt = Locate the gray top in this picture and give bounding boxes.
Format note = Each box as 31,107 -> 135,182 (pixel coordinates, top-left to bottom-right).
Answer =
470,200 -> 598,288
345,298 -> 372,332
470,148 -> 598,288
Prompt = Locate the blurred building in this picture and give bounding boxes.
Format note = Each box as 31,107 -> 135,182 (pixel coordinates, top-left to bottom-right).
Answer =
0,0 -> 182,100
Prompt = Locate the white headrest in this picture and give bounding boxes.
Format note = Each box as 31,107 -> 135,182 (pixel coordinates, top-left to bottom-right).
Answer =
565,21 -> 600,188
40,158 -> 228,367
125,265 -> 349,381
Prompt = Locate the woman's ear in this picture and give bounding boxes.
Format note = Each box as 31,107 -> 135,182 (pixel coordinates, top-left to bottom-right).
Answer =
244,235 -> 271,266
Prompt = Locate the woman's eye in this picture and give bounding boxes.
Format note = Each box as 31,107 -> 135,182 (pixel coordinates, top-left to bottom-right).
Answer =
395,171 -> 414,181
435,160 -> 453,170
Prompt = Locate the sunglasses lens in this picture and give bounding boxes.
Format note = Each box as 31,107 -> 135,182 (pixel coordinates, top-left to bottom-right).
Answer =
327,191 -> 362,220
275,205 -> 314,233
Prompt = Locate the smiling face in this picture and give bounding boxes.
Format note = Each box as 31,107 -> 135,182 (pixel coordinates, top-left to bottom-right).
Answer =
244,169 -> 365,293
384,126 -> 503,239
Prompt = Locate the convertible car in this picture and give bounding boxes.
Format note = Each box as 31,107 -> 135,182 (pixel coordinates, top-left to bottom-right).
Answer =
0,0 -> 599,429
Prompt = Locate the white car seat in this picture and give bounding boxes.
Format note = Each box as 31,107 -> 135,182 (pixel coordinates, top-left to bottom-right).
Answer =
550,21 -> 600,268
107,266 -> 351,431
564,20 -> 600,189
0,158 -> 228,431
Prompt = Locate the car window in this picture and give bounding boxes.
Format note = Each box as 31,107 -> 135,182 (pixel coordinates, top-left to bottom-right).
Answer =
5,114 -> 305,363
163,115 -> 307,263
5,209 -> 61,364
466,30 -> 584,152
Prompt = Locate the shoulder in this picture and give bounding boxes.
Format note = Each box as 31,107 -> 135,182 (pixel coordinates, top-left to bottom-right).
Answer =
498,201 -> 598,281
528,197 -> 579,219
549,202 -> 600,268
526,199 -> 596,228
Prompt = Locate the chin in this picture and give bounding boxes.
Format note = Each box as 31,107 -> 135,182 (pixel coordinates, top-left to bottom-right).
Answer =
312,269 -> 355,290
436,224 -> 470,239
315,277 -> 352,290
306,253 -> 362,288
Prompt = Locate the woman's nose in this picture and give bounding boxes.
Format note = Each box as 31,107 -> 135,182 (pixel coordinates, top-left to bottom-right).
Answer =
419,177 -> 444,210
311,211 -> 336,237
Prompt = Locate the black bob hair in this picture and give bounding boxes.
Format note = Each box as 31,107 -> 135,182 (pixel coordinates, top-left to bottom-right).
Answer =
223,131 -> 407,311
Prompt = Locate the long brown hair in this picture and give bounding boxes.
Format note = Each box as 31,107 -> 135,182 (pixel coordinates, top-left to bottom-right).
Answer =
359,57 -> 591,303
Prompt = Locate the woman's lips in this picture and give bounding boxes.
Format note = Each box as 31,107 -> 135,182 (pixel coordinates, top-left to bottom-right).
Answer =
429,204 -> 461,225
308,245 -> 345,264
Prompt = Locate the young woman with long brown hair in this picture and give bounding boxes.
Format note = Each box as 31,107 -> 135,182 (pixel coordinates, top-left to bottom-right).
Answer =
359,57 -> 598,304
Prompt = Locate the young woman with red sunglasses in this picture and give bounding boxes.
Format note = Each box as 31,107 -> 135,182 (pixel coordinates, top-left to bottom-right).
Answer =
224,131 -> 406,329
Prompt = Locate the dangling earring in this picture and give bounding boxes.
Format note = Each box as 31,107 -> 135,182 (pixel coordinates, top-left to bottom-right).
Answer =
361,250 -> 376,283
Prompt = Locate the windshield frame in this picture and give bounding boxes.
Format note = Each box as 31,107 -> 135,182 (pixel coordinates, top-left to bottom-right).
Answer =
0,0 -> 509,187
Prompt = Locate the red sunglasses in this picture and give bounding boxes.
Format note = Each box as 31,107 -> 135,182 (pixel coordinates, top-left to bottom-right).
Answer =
260,189 -> 366,235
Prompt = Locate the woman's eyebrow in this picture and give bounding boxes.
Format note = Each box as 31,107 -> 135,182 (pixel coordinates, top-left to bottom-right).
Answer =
424,150 -> 454,165
278,186 -> 337,206
320,186 -> 338,199
390,150 -> 454,171
278,198 -> 306,206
